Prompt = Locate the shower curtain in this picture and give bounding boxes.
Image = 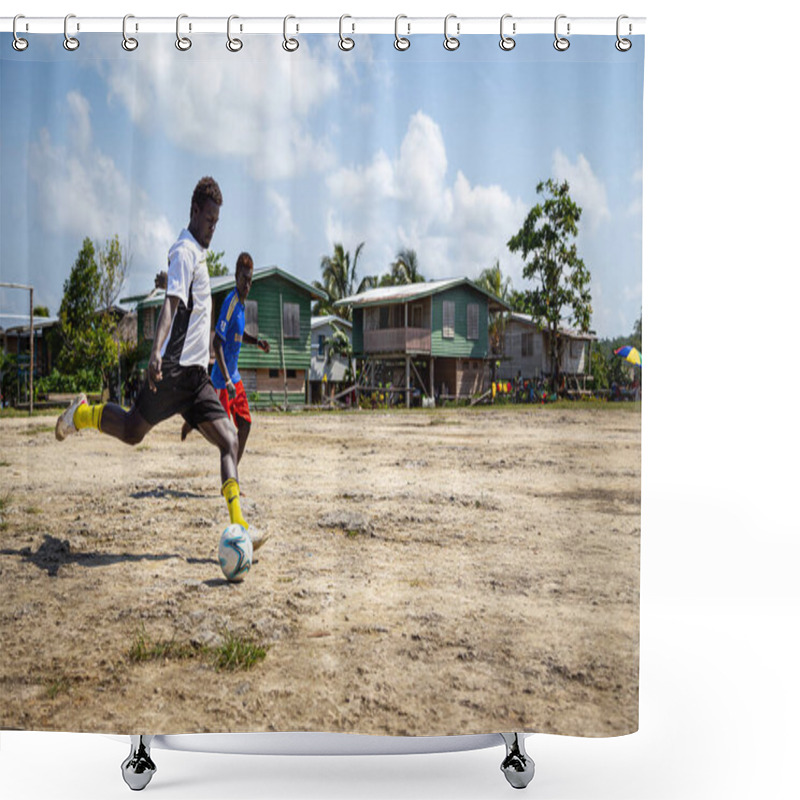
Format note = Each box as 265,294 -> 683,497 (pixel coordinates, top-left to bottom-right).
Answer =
0,21 -> 643,740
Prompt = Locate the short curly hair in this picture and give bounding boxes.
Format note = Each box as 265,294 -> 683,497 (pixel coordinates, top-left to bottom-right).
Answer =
236,252 -> 254,273
191,176 -> 223,214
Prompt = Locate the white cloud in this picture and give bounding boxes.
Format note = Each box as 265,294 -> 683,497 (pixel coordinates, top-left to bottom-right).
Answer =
97,38 -> 341,181
325,112 -> 528,285
552,149 -> 611,230
266,189 -> 297,236
28,92 -> 174,293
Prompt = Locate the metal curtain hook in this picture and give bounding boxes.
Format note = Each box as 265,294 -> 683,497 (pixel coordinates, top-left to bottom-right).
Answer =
444,14 -> 460,51
500,14 -> 516,51
122,14 -> 138,51
283,15 -> 299,52
394,14 -> 410,51
227,15 -> 243,52
63,13 -> 80,51
554,14 -> 570,51
12,14 -> 29,51
339,14 -> 355,51
176,14 -> 192,51
616,14 -> 632,51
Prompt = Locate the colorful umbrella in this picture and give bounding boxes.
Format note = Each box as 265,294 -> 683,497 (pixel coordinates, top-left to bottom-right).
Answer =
614,346 -> 642,367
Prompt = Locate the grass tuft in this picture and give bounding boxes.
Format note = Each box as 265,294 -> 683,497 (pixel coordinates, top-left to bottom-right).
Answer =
212,630 -> 268,672
129,626 -> 199,664
129,626 -> 267,673
44,677 -> 71,700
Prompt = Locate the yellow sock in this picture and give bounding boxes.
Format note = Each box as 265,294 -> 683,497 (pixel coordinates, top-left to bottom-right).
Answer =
74,402 -> 105,432
222,478 -> 248,529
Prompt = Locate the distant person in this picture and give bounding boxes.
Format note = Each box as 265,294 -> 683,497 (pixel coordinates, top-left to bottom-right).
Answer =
54,177 -> 264,552
181,252 -> 269,464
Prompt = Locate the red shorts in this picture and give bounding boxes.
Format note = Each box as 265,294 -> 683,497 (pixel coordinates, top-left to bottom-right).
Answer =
216,380 -> 251,427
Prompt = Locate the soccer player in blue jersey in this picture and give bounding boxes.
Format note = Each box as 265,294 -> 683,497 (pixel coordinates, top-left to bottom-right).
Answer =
182,252 -> 269,464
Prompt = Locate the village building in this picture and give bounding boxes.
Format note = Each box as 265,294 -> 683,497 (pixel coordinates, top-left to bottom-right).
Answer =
499,312 -> 597,394
133,267 -> 326,409
335,278 -> 510,407
308,315 -> 352,405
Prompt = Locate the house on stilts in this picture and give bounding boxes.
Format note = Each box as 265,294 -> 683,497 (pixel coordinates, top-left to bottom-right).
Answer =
335,279 -> 510,407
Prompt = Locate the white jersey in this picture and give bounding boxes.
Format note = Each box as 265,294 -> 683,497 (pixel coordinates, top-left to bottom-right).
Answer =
161,228 -> 212,370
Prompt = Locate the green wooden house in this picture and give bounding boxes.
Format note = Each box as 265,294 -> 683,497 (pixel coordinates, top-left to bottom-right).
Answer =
133,267 -> 326,408
335,278 -> 510,406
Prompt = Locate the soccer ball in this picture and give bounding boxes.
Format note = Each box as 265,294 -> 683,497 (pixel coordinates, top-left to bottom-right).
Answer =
218,524 -> 253,582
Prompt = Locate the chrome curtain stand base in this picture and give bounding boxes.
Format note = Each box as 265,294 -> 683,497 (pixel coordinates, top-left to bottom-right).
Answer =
500,732 -> 536,789
121,735 -> 156,791
120,732 -> 535,791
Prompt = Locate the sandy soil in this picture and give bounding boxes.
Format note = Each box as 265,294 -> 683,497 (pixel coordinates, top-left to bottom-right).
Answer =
0,404 -> 640,737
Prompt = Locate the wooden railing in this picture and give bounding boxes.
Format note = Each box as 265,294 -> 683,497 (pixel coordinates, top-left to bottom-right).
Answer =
364,327 -> 431,354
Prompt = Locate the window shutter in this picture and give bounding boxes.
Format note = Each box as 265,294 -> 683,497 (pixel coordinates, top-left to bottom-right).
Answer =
245,300 -> 259,336
283,302 -> 300,339
443,301 -> 455,338
467,304 -> 479,340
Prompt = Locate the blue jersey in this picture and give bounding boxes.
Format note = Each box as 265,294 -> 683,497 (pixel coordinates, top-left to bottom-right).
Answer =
211,289 -> 245,389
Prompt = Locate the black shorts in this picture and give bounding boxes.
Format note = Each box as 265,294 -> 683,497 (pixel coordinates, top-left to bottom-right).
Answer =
135,365 -> 228,428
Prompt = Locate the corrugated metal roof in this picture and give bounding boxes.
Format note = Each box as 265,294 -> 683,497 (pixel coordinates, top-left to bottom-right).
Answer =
312,315 -> 352,329
136,267 -> 327,309
0,315 -> 60,333
334,278 -> 511,311
508,312 -> 597,340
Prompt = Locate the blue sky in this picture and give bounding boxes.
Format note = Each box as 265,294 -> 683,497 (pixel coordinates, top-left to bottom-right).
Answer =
1,33 -> 643,338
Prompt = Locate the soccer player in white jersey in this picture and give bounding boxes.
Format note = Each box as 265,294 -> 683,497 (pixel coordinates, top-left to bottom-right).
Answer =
55,176 -> 261,550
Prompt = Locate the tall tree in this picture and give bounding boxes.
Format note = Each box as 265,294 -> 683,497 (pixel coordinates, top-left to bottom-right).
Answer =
57,237 -> 133,392
313,242 -> 373,320
207,249 -> 228,277
507,179 -> 592,387
96,234 -> 131,311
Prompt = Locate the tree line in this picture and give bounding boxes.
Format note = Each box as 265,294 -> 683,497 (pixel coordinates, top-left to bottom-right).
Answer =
311,178 -> 639,392
4,178 -> 639,405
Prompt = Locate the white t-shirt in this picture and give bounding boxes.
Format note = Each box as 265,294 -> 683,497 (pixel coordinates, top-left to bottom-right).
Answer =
161,229 -> 212,369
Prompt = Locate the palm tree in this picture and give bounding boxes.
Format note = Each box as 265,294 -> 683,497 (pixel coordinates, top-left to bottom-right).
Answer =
312,242 -> 374,320
476,260 -> 513,357
390,248 -> 425,285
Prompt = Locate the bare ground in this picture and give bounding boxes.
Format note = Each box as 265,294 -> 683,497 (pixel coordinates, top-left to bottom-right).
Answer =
0,404 -> 640,737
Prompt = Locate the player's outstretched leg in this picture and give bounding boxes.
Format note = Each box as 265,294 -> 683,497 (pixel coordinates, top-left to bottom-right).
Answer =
55,393 -> 88,440
55,395 -> 152,445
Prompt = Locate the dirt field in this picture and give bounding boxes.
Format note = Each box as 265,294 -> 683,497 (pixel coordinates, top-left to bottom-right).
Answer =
0,404 -> 640,737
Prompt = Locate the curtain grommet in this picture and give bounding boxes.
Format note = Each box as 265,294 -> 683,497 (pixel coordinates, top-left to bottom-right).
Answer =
444,14 -> 460,51
554,14 -> 570,51
122,14 -> 138,51
394,15 -> 410,51
12,15 -> 29,51
499,14 -> 516,51
63,13 -> 80,51
176,14 -> 192,51
283,15 -> 299,52
226,15 -> 243,52
615,15 -> 632,51
338,15 -> 355,51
